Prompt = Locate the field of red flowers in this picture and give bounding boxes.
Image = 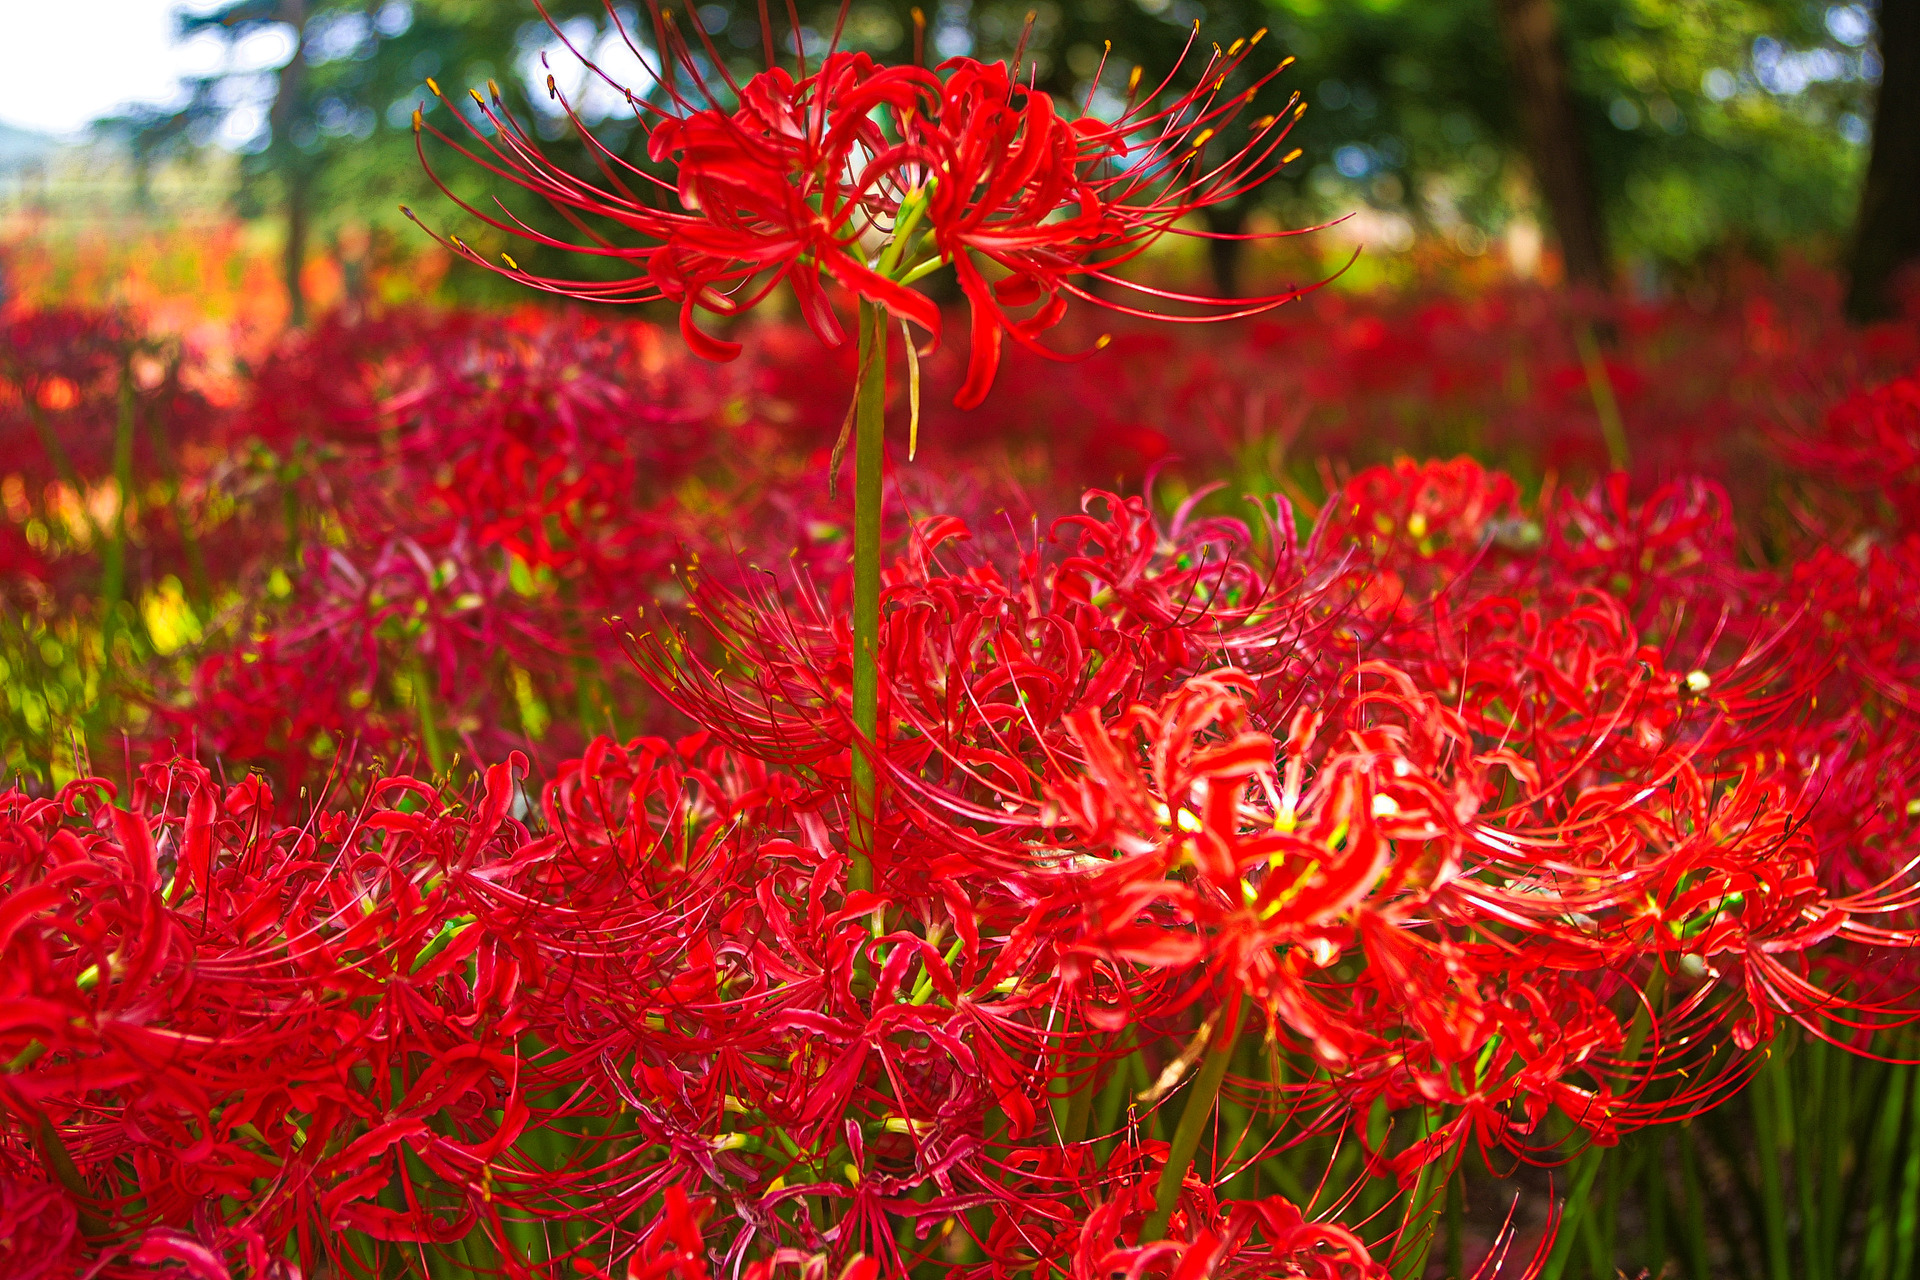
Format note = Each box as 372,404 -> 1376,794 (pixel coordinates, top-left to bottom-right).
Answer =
4,257 -> 1920,1280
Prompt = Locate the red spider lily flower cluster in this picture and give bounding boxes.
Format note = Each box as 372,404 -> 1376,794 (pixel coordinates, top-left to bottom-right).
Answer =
153,308 -> 910,791
12,449 -> 1920,1276
1776,365 -> 1920,537
638,454 -> 1920,1186
409,1 -> 1313,406
0,721 -> 1407,1278
6,281 -> 1919,1277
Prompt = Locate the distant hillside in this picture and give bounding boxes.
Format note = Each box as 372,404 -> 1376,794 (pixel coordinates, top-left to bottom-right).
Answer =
0,120 -> 59,172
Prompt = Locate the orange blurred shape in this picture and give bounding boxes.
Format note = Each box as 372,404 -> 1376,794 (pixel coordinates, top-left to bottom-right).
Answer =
36,377 -> 78,411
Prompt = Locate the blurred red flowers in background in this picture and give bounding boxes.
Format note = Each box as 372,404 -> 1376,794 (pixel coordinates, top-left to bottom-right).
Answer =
3,254 -> 1920,1276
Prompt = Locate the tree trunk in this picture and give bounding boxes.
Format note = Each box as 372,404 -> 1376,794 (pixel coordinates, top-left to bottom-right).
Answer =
283,167 -> 311,328
1846,0 -> 1920,322
1203,204 -> 1247,298
272,0 -> 310,327
1492,0 -> 1611,291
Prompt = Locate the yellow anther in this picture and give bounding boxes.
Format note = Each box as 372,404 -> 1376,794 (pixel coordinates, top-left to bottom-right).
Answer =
426,77 -> 441,96
1251,27 -> 1268,45
1128,65 -> 1143,93
1228,37 -> 1245,55
1278,54 -> 1295,70
547,74 -> 557,96
1253,115 -> 1276,130
1282,147 -> 1302,163
1189,128 -> 1215,149
470,88 -> 485,106
411,107 -> 422,132
487,78 -> 501,100
1095,333 -> 1113,349
501,252 -> 519,270
1294,101 -> 1308,118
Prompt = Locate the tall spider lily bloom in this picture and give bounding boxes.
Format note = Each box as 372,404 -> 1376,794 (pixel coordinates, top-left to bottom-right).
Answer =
913,41 -> 1318,407
408,0 -> 1321,907
407,45 -> 945,363
405,1 -> 1316,407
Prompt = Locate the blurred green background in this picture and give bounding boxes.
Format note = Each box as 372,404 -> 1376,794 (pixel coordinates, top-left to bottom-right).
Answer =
0,0 -> 1911,325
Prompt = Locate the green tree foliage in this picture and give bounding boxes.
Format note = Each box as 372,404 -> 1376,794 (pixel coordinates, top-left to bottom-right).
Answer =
130,0 -> 1885,306
126,0 -> 664,313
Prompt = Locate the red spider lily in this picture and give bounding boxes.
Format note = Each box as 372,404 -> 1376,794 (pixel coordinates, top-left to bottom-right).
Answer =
0,1176 -> 79,1280
13,278 -> 1920,1278
15,464 -> 1918,1279
626,446 -> 1920,1183
409,1 -> 1315,407
1778,366 -> 1920,534
1,708 -> 1436,1277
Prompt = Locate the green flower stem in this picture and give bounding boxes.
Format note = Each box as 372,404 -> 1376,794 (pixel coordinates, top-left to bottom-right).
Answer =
1859,1048 -> 1913,1279
1891,1058 -> 1920,1280
34,1113 -> 106,1236
848,300 -> 889,897
1446,1169 -> 1466,1280
1677,1122 -> 1712,1280
1389,1110 -> 1451,1280
1753,1049 -> 1793,1280
877,186 -> 931,277
1540,1146 -> 1605,1280
1141,996 -> 1245,1244
407,659 -> 450,779
102,363 -> 137,632
1575,324 -> 1628,470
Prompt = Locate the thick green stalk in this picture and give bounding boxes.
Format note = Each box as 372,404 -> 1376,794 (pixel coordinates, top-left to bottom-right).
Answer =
1588,1145 -> 1622,1279
848,301 -> 888,895
95,363 -> 149,742
34,1113 -> 106,1236
1676,1123 -> 1711,1280
1575,324 -> 1628,470
1753,1052 -> 1793,1280
1892,1060 -> 1920,1280
1092,1038 -> 1144,1164
102,364 -> 137,624
1859,1058 -> 1913,1280
1642,1135 -> 1668,1279
1797,1037 -> 1829,1280
1446,1168 -> 1466,1280
146,362 -> 211,606
1142,998 -> 1243,1244
1057,1038 -> 1101,1148
406,660 -> 449,779
1541,1146 -> 1604,1280
1390,1110 -> 1451,1280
